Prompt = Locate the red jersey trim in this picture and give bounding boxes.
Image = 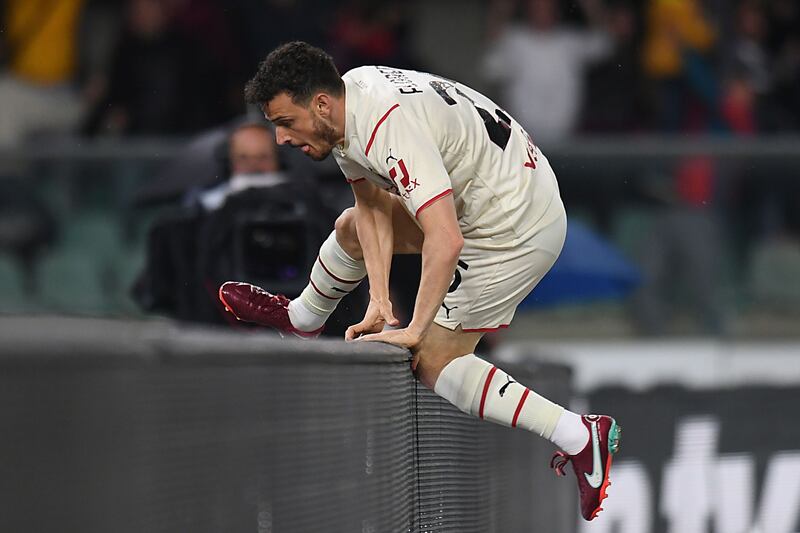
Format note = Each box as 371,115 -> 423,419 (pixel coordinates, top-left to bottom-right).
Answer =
461,324 -> 509,333
364,103 -> 400,157
346,177 -> 366,184
415,189 -> 453,218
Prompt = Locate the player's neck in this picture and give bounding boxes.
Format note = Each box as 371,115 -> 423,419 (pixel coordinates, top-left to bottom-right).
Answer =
332,88 -> 347,147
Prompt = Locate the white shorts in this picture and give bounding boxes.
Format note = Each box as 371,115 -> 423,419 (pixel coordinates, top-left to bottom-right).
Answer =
434,196 -> 567,333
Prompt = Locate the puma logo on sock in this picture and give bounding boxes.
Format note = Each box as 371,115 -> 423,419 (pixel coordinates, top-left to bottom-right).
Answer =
499,376 -> 516,397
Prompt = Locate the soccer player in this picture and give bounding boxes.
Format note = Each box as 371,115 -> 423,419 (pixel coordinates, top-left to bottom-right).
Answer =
219,42 -> 620,521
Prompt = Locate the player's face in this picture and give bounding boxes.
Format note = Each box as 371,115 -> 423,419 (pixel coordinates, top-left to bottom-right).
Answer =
264,92 -> 338,161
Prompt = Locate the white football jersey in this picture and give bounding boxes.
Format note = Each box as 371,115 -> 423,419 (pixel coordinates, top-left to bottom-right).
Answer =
333,66 -> 564,249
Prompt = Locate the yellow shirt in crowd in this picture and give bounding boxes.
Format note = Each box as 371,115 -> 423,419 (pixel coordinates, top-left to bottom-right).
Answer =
4,0 -> 85,85
642,0 -> 716,79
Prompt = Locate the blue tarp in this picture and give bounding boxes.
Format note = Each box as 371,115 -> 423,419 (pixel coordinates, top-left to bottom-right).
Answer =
521,220 -> 641,308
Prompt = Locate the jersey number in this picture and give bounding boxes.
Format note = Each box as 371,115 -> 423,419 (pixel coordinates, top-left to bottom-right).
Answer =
448,260 -> 470,293
429,80 -> 512,151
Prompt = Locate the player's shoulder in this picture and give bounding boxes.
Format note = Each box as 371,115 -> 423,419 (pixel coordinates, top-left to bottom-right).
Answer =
344,66 -> 401,103
344,67 -> 403,126
342,65 -> 377,84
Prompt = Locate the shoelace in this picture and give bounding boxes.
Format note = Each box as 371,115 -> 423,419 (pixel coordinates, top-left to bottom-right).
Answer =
550,451 -> 571,477
251,291 -> 289,309
269,294 -> 290,307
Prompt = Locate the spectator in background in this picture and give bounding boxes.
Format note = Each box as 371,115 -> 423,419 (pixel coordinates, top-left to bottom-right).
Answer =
482,0 -> 612,148
79,0 -> 125,126
720,72 -> 757,136
727,1 -> 800,310
171,0 -> 245,123
84,0 -> 239,136
581,1 -> 648,133
0,0 -> 86,146
641,0 -> 719,132
720,0 -> 769,133
632,0 -> 730,335
764,0 -> 800,131
328,0 -> 416,72
227,0 -> 331,73
84,0 -> 189,135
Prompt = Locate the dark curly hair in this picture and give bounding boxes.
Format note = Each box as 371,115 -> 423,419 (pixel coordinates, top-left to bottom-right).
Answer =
244,42 -> 344,107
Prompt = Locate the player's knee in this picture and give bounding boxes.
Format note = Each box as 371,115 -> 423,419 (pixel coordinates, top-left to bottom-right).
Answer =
414,350 -> 459,390
414,357 -> 441,390
414,325 -> 483,389
334,208 -> 361,259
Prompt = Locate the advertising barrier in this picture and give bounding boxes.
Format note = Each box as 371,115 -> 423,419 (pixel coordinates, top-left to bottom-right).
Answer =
0,316 -> 574,533
584,385 -> 800,533
498,340 -> 800,533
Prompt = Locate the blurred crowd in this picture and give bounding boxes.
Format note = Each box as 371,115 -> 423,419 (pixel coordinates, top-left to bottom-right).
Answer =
0,0 -> 416,144
1,0 -> 799,146
485,0 -> 800,144
1,0 -> 799,336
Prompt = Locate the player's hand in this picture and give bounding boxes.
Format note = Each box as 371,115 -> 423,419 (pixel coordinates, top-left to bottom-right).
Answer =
345,298 -> 399,341
357,327 -> 422,350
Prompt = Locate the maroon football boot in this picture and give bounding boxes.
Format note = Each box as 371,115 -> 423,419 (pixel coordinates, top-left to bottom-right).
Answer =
550,414 -> 621,521
218,281 -> 323,338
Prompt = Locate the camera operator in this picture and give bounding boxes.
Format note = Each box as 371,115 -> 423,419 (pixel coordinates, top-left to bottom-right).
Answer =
188,122 -> 286,211
134,121 -> 317,324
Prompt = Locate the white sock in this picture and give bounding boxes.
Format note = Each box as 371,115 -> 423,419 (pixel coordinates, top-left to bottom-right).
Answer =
287,231 -> 366,332
287,300 -> 327,332
551,410 -> 589,455
434,354 -> 588,451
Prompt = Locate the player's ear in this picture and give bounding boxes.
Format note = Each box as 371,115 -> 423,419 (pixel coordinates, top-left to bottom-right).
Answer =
313,93 -> 333,117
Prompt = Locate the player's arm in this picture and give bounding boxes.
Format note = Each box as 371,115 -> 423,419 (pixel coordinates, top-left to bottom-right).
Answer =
407,191 -> 462,340
345,178 -> 399,340
354,104 -> 456,347
352,178 -> 394,303
358,191 -> 461,348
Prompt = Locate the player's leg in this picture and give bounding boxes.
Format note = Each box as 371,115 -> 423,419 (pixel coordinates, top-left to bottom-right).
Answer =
331,200 -> 424,261
286,199 -> 421,331
414,324 -> 589,457
418,322 -> 620,521
282,208 -> 369,332
219,198 -> 422,335
421,208 -> 620,520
